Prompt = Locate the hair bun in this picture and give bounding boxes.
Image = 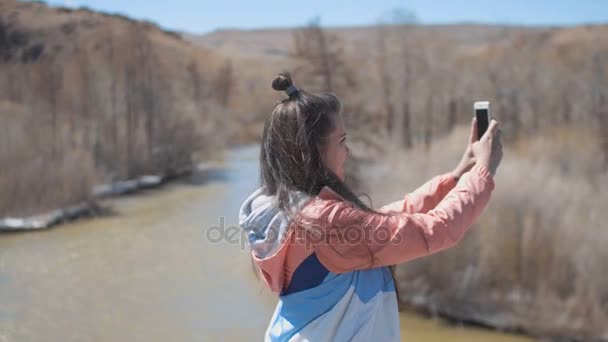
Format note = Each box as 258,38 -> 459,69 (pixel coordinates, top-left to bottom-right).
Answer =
271,72 -> 293,92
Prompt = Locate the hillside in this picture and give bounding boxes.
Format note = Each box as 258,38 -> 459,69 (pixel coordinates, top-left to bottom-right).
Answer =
188,24 -> 538,60
185,25 -> 541,119
186,23 -> 608,150
0,0 -> 232,216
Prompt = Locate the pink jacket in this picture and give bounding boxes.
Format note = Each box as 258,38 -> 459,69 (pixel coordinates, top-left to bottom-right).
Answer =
241,163 -> 495,294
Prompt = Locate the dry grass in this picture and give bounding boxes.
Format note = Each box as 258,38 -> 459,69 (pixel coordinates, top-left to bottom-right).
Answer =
0,101 -> 98,216
364,123 -> 608,340
0,0 -> 230,217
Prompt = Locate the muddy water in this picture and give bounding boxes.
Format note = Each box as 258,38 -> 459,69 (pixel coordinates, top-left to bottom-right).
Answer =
0,146 -> 532,341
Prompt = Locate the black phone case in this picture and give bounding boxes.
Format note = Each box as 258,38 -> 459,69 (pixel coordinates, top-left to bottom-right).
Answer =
476,109 -> 489,140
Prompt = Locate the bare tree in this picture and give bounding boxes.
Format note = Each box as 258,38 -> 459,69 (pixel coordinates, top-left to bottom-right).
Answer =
3,64 -> 25,103
107,31 -> 120,173
187,59 -> 207,106
213,58 -> 234,108
292,17 -> 356,94
33,57 -> 63,157
375,24 -> 394,134
137,30 -> 161,170
74,44 -> 97,150
591,48 -> 608,169
402,98 -> 412,148
120,25 -> 167,174
124,60 -> 138,178
424,94 -> 434,151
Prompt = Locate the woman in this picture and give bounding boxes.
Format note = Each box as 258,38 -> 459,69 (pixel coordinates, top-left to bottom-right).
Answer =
239,72 -> 502,341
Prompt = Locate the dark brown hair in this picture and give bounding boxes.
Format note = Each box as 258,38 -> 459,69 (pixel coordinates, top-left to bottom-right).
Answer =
260,72 -> 374,215
259,72 -> 400,304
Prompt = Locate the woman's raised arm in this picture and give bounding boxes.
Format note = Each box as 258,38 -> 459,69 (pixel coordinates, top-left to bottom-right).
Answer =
297,164 -> 494,274
378,172 -> 458,215
378,116 -> 497,215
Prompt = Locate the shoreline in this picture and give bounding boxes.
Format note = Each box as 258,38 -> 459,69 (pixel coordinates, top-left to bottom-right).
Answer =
0,162 -> 221,232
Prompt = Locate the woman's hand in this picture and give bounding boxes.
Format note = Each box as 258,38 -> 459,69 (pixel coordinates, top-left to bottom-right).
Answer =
471,119 -> 503,177
451,117 -> 479,180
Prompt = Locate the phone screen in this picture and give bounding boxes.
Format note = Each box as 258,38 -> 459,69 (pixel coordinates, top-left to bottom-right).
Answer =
476,109 -> 489,140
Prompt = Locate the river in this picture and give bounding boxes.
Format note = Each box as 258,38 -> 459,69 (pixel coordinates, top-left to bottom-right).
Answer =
0,145 -> 532,341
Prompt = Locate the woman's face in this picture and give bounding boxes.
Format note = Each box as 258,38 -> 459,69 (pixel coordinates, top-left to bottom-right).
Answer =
318,114 -> 350,181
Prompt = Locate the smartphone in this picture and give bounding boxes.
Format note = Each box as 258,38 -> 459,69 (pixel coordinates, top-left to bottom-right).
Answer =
474,101 -> 491,140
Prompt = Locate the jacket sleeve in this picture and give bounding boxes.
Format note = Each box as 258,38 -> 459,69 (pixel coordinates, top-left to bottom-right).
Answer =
379,172 -> 457,214
299,164 -> 494,274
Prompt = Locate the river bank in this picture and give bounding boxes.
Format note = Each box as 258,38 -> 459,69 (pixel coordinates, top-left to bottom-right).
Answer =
0,162 -> 221,232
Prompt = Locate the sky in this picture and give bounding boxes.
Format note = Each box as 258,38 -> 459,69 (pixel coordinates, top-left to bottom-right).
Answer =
44,0 -> 608,34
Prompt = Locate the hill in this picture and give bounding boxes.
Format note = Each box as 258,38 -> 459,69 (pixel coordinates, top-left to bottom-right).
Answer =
186,23 -> 608,153
0,0 -> 232,216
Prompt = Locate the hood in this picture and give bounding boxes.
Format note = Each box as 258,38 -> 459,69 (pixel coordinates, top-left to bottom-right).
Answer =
239,187 -> 312,260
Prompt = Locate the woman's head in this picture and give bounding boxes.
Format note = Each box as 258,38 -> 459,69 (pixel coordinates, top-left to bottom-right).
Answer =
260,72 -> 371,214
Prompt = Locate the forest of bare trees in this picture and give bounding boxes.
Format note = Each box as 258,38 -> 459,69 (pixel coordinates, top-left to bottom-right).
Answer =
288,18 -> 608,173
0,2 -> 233,217
374,26 -> 608,342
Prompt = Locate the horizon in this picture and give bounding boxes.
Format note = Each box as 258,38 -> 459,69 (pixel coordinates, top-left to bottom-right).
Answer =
36,0 -> 608,35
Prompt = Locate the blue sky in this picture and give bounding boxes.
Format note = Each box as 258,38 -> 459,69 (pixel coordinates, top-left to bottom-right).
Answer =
44,0 -> 608,34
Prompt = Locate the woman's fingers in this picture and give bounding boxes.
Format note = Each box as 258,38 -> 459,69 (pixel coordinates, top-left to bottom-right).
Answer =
495,128 -> 502,140
482,119 -> 499,141
469,117 -> 478,144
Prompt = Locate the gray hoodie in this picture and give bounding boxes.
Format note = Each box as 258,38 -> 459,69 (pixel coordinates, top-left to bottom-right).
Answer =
238,187 -> 312,260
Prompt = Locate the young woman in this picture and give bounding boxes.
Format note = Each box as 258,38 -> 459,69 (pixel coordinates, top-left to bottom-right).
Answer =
239,72 -> 503,341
